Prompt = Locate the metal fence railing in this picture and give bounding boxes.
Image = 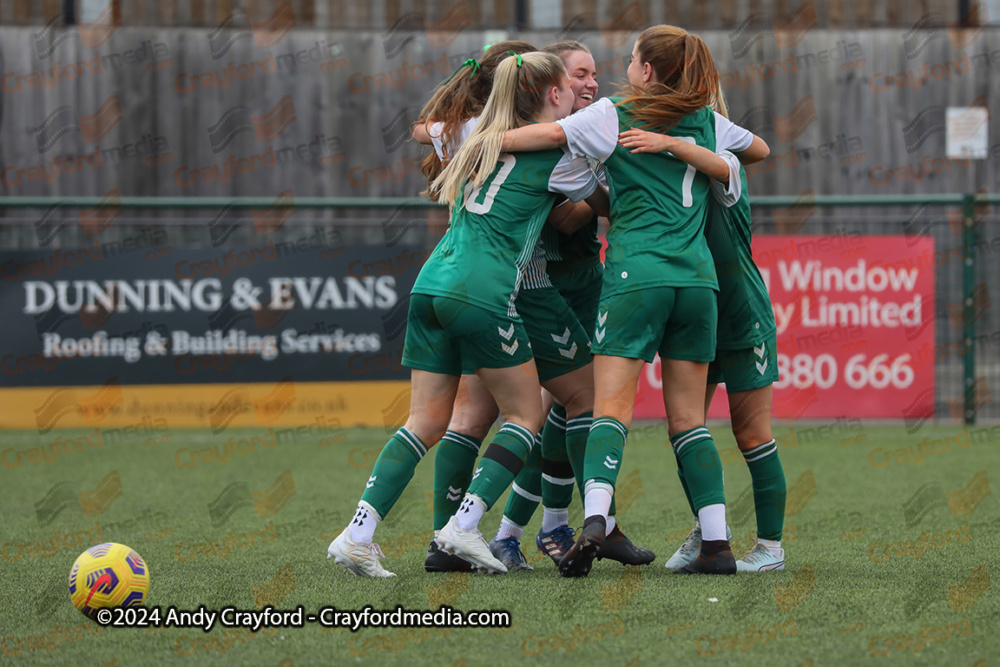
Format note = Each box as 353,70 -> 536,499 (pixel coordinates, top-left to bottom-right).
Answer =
0,194 -> 994,423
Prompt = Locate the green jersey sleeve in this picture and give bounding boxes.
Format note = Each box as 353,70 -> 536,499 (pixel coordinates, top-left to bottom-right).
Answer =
704,165 -> 777,348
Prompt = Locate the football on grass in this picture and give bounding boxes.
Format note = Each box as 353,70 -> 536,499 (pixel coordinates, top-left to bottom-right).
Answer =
68,543 -> 149,619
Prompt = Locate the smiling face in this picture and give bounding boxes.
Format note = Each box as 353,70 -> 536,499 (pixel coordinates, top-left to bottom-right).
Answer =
561,50 -> 598,111
552,72 -> 577,120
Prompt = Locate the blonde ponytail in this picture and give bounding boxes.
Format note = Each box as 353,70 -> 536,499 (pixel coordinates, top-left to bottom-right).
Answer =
430,51 -> 566,206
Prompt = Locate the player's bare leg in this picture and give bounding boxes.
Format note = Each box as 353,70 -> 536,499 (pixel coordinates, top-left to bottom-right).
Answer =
559,355 -> 644,577
662,360 -> 735,575
329,370 -> 460,578
490,386 -> 552,572
726,384 -> 786,571
428,375 -> 499,573
437,361 -> 545,574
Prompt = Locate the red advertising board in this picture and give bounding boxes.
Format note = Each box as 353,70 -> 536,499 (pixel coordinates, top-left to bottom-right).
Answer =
634,235 -> 936,420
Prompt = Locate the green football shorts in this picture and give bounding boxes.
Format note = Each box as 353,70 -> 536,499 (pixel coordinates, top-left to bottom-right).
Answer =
549,264 -> 603,336
402,294 -> 534,375
516,286 -> 592,382
707,333 -> 779,392
591,286 -> 718,363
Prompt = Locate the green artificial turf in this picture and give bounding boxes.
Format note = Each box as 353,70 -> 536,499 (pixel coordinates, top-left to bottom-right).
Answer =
0,421 -> 997,666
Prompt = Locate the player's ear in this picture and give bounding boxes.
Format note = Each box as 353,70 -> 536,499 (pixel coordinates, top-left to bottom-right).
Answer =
549,84 -> 561,107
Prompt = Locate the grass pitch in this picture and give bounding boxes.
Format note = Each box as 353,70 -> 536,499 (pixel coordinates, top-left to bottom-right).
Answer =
1,420 -> 998,666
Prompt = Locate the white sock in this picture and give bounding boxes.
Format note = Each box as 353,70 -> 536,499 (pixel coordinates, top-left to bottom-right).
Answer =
605,516 -> 617,536
583,484 -> 613,520
494,516 -> 524,541
699,503 -> 727,541
541,507 -> 569,533
455,494 -> 486,531
348,501 -> 380,544
759,537 -> 782,552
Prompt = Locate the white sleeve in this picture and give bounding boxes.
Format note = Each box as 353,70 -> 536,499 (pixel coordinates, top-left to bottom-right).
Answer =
714,112 -> 754,153
709,151 -> 743,208
556,98 -> 620,162
429,117 -> 479,160
549,154 -> 599,202
428,121 -> 448,161
457,117 -> 478,147
592,160 -> 608,187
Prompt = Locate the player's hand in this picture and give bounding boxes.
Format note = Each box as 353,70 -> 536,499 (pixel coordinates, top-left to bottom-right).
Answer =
618,129 -> 674,154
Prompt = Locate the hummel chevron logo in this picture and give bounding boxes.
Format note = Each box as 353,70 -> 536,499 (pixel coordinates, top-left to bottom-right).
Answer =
559,342 -> 578,359
446,485 -> 463,501
594,313 -> 608,343
551,327 -> 571,345
756,359 -> 769,375
754,343 -> 766,358
595,311 -> 608,343
472,467 -> 483,480
501,340 -> 519,356
498,324 -> 515,340
604,455 -> 619,470
366,475 -> 376,489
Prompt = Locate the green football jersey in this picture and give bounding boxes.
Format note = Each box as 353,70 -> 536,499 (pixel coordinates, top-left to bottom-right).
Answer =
557,97 -> 754,297
547,216 -> 602,273
542,160 -> 604,274
706,165 -> 777,349
412,149 -> 598,317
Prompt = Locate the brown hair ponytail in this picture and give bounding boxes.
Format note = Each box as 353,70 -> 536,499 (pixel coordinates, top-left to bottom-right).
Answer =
617,25 -> 720,132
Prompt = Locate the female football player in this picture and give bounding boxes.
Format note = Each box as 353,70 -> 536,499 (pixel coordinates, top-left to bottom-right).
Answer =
413,42 -> 651,573
412,41 -> 547,574
621,95 -> 787,573
501,25 -> 769,577
489,41 -> 654,570
327,52 -> 607,577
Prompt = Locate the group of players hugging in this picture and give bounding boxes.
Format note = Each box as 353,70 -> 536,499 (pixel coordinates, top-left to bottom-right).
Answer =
327,25 -> 788,580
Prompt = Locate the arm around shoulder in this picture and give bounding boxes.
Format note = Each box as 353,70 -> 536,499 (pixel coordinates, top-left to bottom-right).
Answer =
411,122 -> 433,145
501,123 -> 567,152
736,134 -> 769,164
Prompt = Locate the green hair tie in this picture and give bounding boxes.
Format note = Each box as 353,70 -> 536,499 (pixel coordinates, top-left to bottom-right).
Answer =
445,58 -> 480,83
506,50 -> 523,67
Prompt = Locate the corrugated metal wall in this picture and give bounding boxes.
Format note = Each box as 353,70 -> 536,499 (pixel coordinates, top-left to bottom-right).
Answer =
1,27 -> 998,198
0,0 -> 981,29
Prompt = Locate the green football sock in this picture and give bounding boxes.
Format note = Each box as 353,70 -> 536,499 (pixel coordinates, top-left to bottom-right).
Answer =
674,454 -> 697,518
542,406 -> 575,510
502,433 -> 542,526
566,410 -> 591,497
467,422 -> 536,511
671,426 -> 726,511
432,430 -> 482,531
359,427 -> 426,519
582,416 -> 627,490
742,439 -> 786,541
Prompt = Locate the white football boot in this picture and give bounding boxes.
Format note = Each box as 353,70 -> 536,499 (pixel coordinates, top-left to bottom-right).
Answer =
736,542 -> 786,572
327,527 -> 396,578
665,520 -> 734,571
436,515 -> 508,574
